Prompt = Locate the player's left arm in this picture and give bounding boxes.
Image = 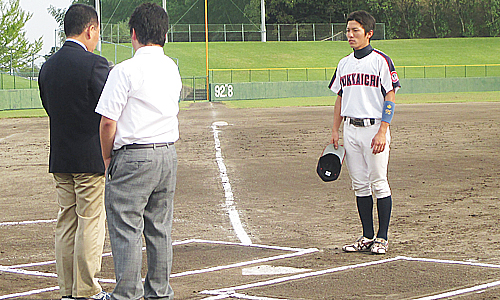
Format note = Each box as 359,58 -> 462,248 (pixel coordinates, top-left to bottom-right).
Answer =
371,90 -> 395,154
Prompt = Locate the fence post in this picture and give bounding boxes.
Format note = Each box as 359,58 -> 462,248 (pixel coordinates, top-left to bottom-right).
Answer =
224,24 -> 226,42
296,24 -> 299,41
242,24 -> 245,42
278,24 -> 281,42
31,53 -> 35,89
193,77 -> 196,101
189,24 -> 192,42
118,23 -> 120,43
444,66 -> 447,78
114,43 -> 117,64
485,65 -> 487,77
313,24 -> 316,41
331,23 -> 334,40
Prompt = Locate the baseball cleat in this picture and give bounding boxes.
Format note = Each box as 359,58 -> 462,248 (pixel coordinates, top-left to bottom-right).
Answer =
371,238 -> 389,254
342,236 -> 374,252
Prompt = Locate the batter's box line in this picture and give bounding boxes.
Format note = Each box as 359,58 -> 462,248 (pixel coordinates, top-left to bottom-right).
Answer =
0,240 -> 318,299
200,256 -> 500,300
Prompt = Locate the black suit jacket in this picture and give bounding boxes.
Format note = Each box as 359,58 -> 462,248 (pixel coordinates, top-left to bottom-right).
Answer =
39,41 -> 109,173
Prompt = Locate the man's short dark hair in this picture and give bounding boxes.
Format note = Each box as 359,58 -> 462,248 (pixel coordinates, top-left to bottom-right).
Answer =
64,4 -> 99,37
129,3 -> 169,47
347,10 -> 376,35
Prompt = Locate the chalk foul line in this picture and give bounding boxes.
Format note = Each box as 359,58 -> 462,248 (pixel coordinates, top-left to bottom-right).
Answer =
211,121 -> 252,245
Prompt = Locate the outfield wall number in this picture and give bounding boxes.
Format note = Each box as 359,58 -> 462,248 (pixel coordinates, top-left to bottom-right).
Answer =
214,84 -> 233,98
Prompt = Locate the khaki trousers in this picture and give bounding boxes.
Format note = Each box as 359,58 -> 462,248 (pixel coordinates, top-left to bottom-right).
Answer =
53,173 -> 106,298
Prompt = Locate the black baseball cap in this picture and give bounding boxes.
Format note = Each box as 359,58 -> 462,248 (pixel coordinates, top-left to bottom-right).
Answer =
317,144 -> 345,182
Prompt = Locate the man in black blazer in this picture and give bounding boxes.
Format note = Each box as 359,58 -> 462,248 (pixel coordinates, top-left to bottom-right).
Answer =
38,4 -> 110,300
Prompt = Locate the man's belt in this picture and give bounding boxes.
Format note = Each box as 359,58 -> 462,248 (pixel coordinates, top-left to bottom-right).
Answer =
347,117 -> 376,127
120,143 -> 174,150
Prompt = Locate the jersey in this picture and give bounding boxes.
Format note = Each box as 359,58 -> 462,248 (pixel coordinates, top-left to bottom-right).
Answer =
329,47 -> 401,119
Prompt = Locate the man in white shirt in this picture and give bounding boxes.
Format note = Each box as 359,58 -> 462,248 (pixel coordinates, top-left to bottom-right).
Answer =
95,3 -> 182,300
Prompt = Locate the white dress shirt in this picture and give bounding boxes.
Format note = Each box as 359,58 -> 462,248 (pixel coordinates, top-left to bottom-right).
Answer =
95,46 -> 182,150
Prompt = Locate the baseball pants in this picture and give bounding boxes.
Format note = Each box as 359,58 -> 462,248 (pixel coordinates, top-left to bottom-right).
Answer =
343,120 -> 391,199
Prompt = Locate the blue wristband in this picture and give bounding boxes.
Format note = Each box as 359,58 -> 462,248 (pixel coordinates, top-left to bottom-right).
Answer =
381,101 -> 395,124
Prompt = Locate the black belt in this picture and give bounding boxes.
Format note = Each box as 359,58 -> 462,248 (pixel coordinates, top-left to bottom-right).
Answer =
348,118 -> 375,127
120,143 -> 174,150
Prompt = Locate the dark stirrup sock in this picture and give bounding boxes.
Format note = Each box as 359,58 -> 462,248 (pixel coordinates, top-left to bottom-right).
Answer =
356,195 -> 374,239
376,195 -> 392,240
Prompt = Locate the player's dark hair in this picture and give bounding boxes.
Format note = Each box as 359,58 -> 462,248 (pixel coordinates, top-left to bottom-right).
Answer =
129,3 -> 169,47
347,10 -> 376,36
64,4 -> 99,38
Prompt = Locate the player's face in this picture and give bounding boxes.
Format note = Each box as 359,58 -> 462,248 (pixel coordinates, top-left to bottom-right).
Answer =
346,20 -> 373,50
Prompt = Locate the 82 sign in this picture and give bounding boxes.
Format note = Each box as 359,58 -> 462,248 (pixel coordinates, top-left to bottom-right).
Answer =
214,84 -> 233,98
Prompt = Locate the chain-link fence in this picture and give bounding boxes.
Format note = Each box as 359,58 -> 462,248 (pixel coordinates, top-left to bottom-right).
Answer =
97,23 -> 386,43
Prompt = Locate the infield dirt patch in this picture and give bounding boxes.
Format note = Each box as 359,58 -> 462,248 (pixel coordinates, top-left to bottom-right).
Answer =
1,102 -> 499,299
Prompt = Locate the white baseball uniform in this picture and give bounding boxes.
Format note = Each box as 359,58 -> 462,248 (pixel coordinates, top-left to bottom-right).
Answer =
329,45 -> 401,198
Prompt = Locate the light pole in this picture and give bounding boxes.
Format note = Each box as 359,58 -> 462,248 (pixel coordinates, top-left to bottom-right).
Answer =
95,0 -> 101,53
261,0 -> 266,42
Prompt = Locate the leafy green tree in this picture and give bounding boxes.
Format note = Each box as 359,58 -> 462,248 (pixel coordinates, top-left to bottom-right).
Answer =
483,0 -> 500,36
47,5 -> 66,47
450,0 -> 477,37
423,0 -> 451,38
0,0 -> 42,71
393,0 -> 424,38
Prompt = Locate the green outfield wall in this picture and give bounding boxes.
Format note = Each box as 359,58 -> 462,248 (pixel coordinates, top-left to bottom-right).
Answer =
2,77 -> 500,110
210,77 -> 500,100
0,89 -> 43,111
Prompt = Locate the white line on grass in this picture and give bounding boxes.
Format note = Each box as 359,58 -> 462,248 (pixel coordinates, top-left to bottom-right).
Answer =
211,121 -> 252,245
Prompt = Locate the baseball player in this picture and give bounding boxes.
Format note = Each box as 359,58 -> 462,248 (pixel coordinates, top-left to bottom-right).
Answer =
329,10 -> 400,254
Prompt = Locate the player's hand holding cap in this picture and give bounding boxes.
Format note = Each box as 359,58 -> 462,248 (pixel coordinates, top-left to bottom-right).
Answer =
317,144 -> 345,182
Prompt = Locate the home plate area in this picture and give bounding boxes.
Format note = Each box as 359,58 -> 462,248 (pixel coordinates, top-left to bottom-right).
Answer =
3,239 -> 500,299
156,240 -> 500,300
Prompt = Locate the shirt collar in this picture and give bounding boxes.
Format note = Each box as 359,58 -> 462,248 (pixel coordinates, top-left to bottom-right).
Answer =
134,46 -> 164,56
66,39 -> 88,51
353,44 -> 373,59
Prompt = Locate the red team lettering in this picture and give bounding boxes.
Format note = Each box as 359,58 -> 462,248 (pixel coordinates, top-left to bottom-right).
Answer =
340,73 -> 379,88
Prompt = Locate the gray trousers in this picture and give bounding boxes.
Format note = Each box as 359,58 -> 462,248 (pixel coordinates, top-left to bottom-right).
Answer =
106,145 -> 177,300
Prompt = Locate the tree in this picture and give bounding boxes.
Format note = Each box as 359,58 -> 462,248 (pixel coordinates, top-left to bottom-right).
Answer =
450,0 -> 477,37
0,0 -> 42,72
393,0 -> 424,38
423,0 -> 451,38
483,0 -> 500,36
47,5 -> 66,48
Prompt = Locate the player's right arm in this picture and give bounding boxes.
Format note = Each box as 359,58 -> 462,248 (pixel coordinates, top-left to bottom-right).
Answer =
330,95 -> 343,149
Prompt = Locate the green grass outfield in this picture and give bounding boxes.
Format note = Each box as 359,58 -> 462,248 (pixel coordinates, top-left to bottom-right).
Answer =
97,37 -> 500,78
2,37 -> 500,88
1,91 -> 499,118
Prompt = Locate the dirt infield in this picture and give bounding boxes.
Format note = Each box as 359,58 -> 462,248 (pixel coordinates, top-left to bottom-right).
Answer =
1,102 -> 500,299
